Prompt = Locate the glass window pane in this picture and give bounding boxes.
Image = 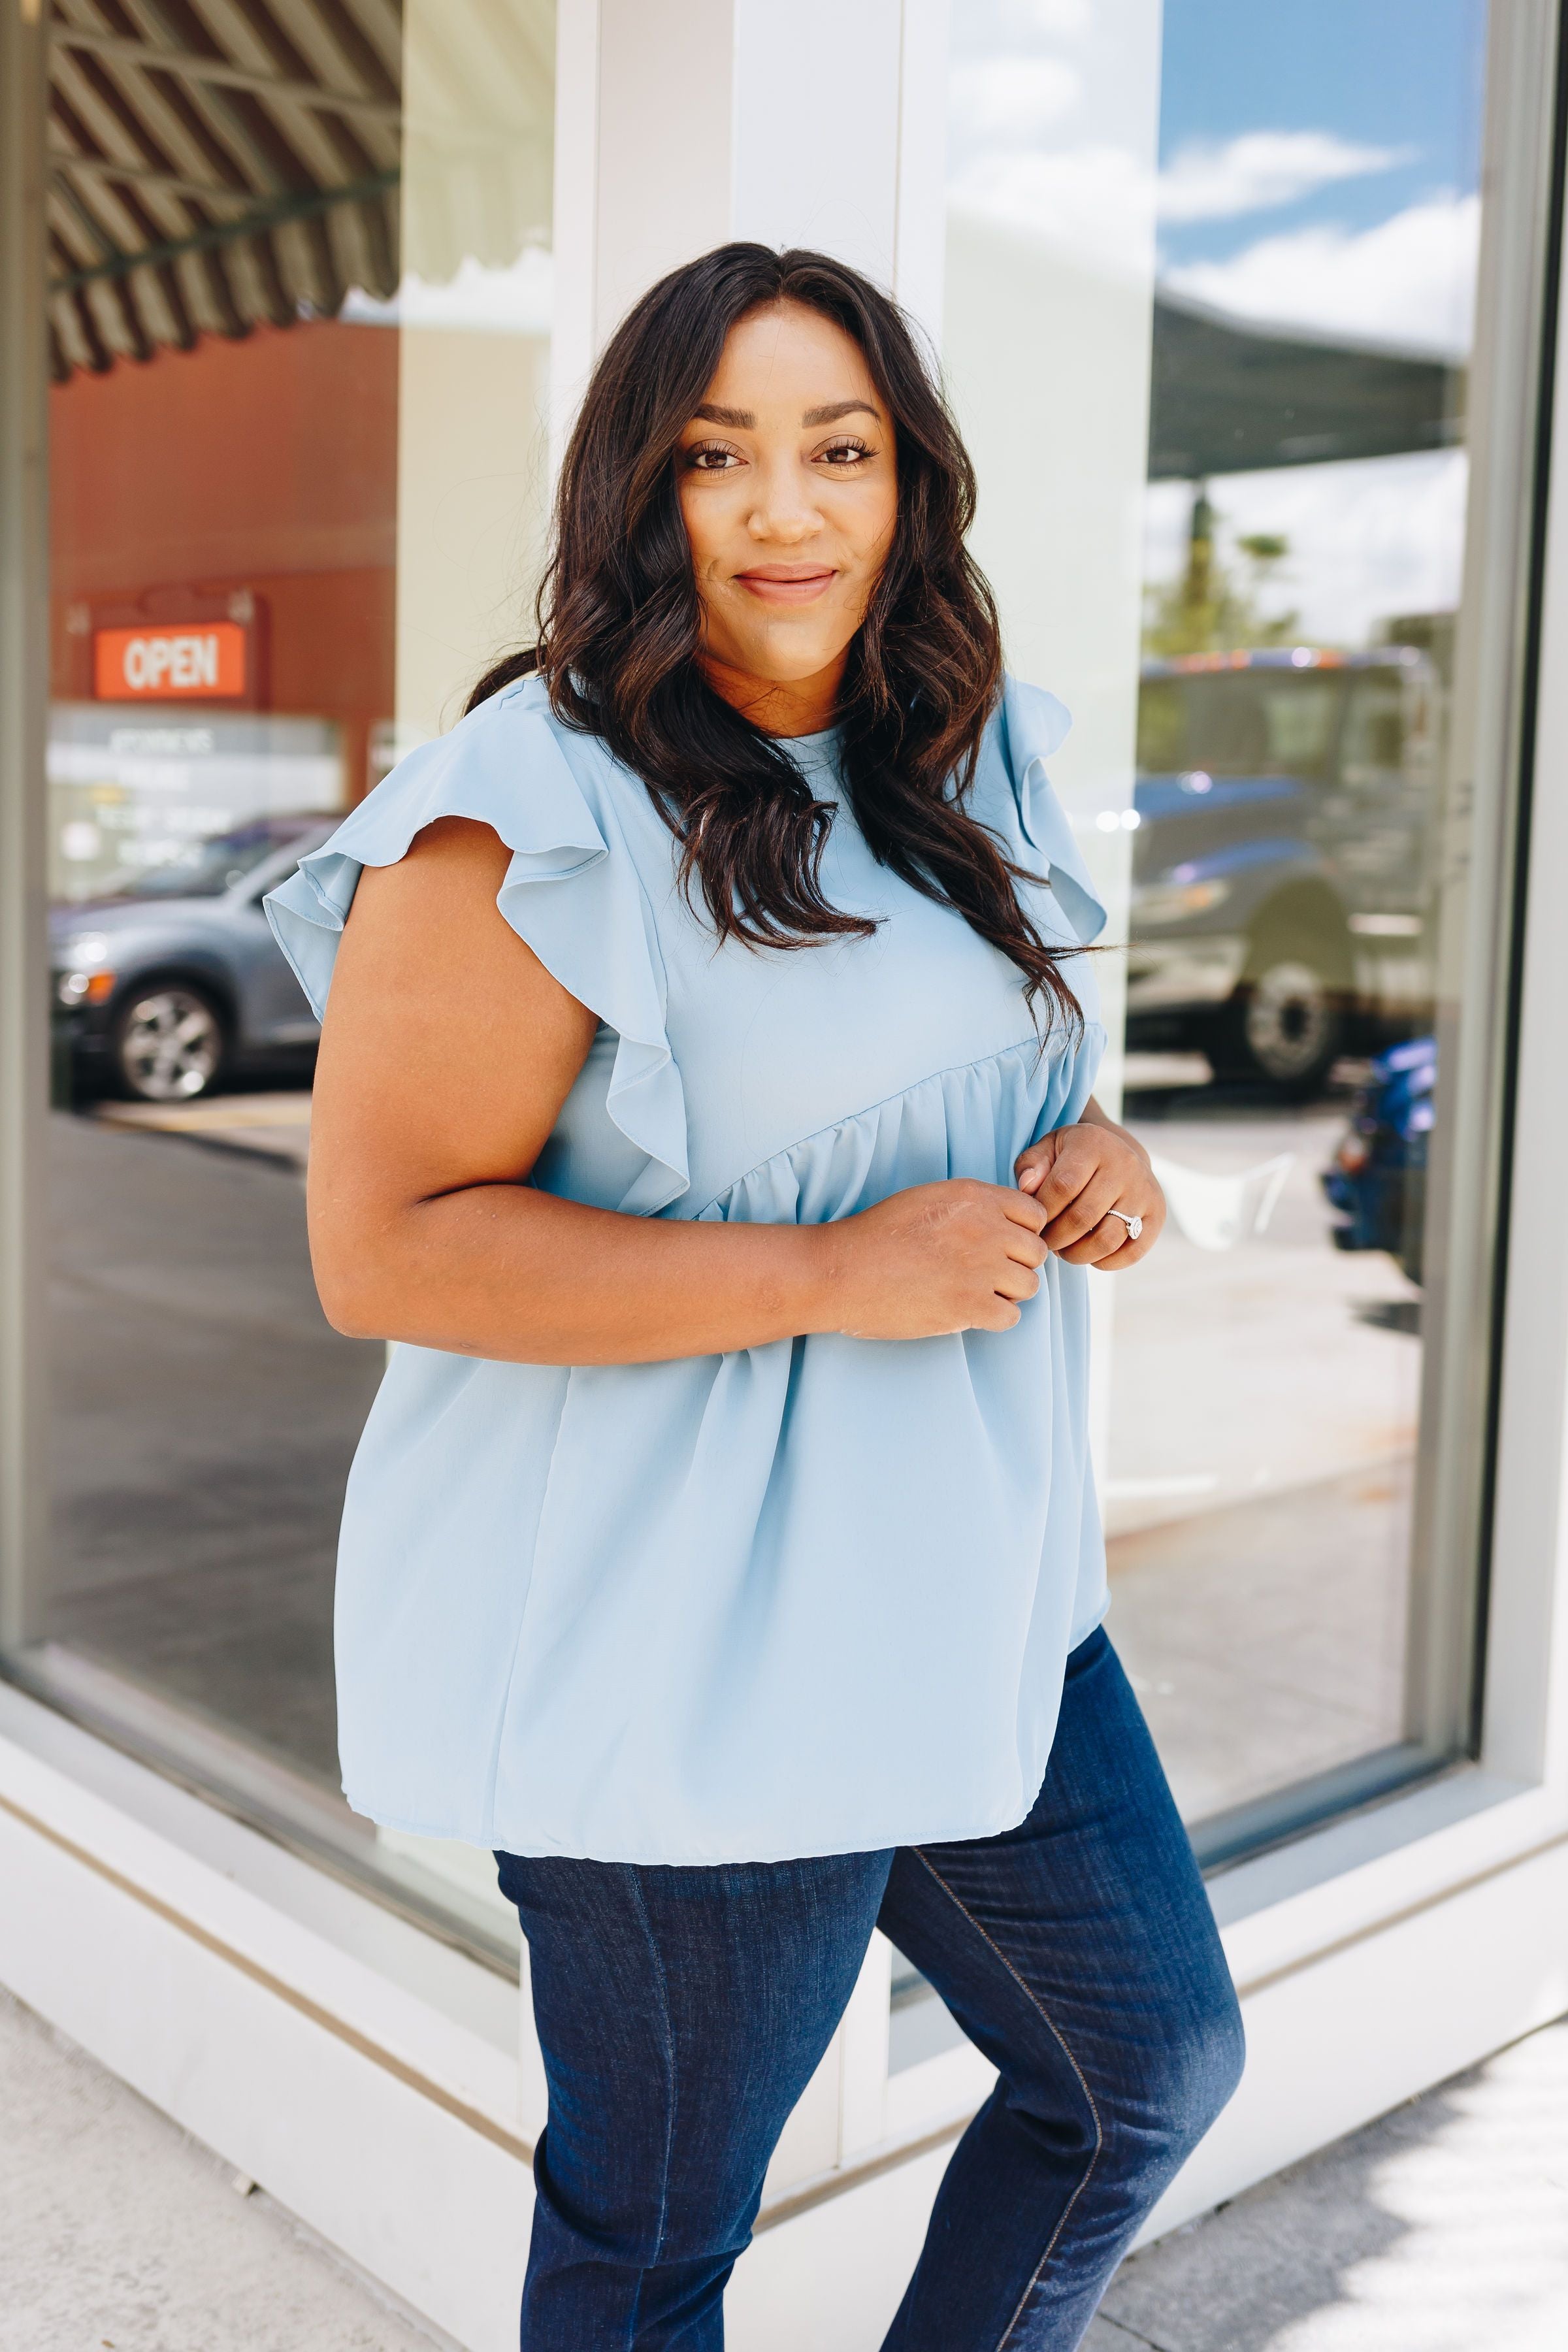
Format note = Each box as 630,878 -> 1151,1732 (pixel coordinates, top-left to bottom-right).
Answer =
941,0 -> 1530,1852
18,1 -> 557,1964
889,0 -> 1541,2072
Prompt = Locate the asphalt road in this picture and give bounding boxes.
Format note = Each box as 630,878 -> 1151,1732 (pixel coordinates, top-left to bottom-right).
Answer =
45,1102 -> 383,1788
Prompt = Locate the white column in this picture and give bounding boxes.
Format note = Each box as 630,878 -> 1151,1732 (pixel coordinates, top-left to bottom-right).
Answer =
730,0 -> 904,284
592,0 -> 736,345
395,0 -> 557,747
573,0 -> 918,366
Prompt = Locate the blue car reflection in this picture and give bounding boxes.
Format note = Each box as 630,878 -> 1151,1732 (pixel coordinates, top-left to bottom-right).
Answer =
1321,1036 -> 1435,1284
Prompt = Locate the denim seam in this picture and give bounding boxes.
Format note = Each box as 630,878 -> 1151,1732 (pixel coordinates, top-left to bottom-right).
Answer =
909,1847 -> 1103,2352
624,1869 -> 677,2346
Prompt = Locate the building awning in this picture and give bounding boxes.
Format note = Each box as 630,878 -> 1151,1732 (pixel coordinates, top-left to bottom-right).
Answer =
1149,289 -> 1465,481
46,0 -> 403,382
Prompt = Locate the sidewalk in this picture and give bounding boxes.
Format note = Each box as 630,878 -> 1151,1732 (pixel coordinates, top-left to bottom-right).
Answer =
1090,2014 -> 1568,2352
0,1987 -> 449,2352
3,1982 -> 1565,2350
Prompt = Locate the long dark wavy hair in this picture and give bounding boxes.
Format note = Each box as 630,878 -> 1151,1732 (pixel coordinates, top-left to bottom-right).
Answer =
468,243 -> 1079,1030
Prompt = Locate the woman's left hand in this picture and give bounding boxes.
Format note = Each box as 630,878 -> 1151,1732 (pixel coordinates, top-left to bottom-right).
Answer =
1014,1108 -> 1166,1269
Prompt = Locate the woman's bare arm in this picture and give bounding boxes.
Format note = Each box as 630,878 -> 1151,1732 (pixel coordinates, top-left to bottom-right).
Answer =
306,819 -> 1051,1363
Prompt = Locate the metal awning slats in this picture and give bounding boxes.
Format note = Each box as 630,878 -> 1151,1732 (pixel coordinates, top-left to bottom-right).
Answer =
48,168 -> 399,291
47,0 -> 403,380
45,0 -> 559,382
53,22 -> 401,122
48,146 -> 267,202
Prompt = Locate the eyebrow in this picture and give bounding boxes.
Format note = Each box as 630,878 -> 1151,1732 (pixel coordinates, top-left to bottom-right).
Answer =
803,399 -> 879,426
691,399 -> 880,429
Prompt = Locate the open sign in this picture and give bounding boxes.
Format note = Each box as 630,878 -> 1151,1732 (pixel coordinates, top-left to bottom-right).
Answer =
94,622 -> 247,700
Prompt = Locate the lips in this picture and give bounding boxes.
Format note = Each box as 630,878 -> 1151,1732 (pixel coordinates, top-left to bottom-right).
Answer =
734,566 -> 837,605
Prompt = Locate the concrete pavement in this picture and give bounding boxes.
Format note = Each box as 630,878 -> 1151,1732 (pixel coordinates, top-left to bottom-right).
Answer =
5,1982 -> 1565,2350
1090,2016 -> 1568,2352
0,1988 -> 450,2352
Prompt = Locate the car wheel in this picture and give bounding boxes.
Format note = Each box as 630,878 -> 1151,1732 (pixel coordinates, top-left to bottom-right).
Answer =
1213,945 -> 1346,1098
112,984 -> 227,1103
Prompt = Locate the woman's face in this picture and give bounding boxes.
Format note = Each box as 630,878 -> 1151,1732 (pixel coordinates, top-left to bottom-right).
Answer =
676,301 -> 898,708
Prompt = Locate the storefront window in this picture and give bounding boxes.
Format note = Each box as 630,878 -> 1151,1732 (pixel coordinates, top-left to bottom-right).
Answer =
16,0 -> 556,1963
942,0 -> 1516,1861
4,0 -> 1548,2017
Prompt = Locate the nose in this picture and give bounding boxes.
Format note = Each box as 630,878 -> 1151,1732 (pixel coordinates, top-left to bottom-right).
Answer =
746,453 -> 823,547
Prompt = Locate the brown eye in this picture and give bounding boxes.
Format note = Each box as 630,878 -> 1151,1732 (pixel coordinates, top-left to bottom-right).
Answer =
819,438 -> 872,466
685,443 -> 740,472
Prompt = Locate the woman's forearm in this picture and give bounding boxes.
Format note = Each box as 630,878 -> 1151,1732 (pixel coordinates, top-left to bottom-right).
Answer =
313,1168 -> 1056,1362
304,824 -> 1078,1362
314,1183 -> 839,1364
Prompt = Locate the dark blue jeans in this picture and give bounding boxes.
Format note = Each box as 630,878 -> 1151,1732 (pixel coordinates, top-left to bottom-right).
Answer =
495,1628 -> 1243,2349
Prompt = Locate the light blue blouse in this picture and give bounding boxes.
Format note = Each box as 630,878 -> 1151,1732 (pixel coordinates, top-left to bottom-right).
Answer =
265,673 -> 1109,1864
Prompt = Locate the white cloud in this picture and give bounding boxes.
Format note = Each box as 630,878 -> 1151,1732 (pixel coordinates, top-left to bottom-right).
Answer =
945,1 -> 1166,276
341,246 -> 553,335
1158,129 -> 1407,225
950,142 -> 1156,276
1143,449 -> 1471,649
949,55 -> 1083,146
1162,193 -> 1479,355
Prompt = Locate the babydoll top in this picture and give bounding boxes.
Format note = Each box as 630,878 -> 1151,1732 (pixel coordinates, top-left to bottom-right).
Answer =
265,672 -> 1109,1864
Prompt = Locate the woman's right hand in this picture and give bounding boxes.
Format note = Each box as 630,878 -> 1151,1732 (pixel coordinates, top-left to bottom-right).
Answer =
827,1180 -> 1050,1340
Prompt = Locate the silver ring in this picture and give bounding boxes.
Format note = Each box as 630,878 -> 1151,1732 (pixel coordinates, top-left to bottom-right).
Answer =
1104,1209 -> 1143,1241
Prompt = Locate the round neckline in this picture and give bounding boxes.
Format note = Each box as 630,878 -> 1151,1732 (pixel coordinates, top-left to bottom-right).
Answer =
772,723 -> 842,768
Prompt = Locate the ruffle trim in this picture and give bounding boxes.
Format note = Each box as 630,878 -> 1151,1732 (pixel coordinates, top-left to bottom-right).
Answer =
263,673 -> 1098,1226
264,678 -> 689,1215
1000,678 -> 1108,947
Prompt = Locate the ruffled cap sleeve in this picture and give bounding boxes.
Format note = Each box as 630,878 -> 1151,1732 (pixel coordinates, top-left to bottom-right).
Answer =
263,680 -> 689,1216
1000,676 -> 1108,945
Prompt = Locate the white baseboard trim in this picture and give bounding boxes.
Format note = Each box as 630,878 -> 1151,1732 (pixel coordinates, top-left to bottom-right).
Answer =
0,1780 -> 531,2351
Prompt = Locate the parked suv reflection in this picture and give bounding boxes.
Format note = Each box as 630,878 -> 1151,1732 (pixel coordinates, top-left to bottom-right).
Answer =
50,814 -> 333,1102
1128,648 -> 1439,1096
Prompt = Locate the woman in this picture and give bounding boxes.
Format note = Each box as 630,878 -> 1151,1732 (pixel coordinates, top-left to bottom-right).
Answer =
267,244 -> 1243,2349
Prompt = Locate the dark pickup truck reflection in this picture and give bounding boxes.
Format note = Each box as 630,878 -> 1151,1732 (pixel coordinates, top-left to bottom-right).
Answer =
1128,647 -> 1439,1095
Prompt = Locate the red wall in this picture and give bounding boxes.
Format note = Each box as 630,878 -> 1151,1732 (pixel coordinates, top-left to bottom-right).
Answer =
50,318 -> 399,802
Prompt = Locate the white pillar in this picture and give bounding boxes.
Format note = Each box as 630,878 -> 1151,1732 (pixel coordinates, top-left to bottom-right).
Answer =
395,0 -> 557,745
561,0 -> 935,367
